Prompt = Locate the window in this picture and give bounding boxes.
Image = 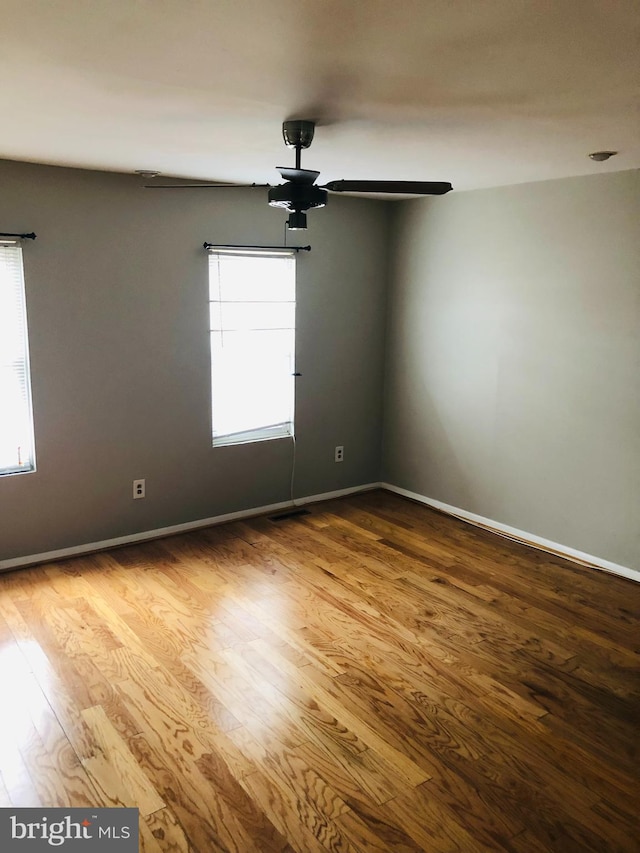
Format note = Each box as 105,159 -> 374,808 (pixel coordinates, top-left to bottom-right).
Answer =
0,240 -> 36,475
208,248 -> 296,446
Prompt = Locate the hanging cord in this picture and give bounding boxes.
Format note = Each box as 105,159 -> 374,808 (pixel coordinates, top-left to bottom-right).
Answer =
286,217 -> 296,508
289,432 -> 298,507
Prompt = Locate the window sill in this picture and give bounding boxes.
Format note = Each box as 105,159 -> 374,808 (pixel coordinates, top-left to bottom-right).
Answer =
212,429 -> 293,448
0,466 -> 36,478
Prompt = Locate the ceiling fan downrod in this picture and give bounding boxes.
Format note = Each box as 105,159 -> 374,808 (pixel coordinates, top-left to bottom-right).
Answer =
282,119 -> 316,169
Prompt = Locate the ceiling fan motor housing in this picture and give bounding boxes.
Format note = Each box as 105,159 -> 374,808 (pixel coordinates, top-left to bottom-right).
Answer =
268,183 -> 328,212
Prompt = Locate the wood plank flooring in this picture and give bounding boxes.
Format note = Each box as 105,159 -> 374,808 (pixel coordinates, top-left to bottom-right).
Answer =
0,489 -> 638,851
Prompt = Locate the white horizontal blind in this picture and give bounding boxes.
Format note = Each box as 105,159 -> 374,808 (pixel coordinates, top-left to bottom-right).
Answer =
208,248 -> 296,446
0,243 -> 35,474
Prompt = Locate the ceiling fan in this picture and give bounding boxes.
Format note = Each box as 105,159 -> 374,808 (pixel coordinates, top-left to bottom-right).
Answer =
145,120 -> 453,230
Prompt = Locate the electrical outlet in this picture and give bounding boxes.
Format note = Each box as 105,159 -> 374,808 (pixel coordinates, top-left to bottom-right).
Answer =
335,445 -> 344,463
133,479 -> 145,499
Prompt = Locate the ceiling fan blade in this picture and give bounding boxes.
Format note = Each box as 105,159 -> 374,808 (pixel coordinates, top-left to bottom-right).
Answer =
323,180 -> 453,195
143,183 -> 271,189
276,167 -> 320,185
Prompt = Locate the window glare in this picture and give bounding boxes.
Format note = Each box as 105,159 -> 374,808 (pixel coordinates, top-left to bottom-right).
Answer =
210,256 -> 295,302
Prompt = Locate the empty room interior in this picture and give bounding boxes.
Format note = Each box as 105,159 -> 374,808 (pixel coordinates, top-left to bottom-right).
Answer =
0,2 -> 638,851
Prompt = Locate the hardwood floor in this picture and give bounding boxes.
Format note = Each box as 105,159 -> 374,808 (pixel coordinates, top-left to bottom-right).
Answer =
0,489 -> 638,852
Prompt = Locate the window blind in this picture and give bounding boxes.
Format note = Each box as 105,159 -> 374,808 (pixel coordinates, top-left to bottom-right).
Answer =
208,248 -> 296,446
0,242 -> 35,474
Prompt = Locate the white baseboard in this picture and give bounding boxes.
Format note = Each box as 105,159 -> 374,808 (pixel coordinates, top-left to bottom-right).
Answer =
381,483 -> 640,584
294,483 -> 381,506
0,482 -> 381,572
5,480 -> 636,585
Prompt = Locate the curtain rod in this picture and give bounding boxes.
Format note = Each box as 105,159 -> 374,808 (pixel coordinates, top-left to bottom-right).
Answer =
0,232 -> 36,240
203,242 -> 310,252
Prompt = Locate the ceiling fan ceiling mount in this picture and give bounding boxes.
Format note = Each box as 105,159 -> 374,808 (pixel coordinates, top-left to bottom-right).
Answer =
282,119 -> 316,150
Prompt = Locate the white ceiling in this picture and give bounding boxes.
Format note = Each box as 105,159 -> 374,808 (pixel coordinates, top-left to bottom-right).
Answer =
0,0 -> 638,193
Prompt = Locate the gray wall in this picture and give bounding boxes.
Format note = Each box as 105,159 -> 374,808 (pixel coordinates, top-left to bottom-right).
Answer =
3,159 -> 638,572
0,159 -> 389,561
383,170 -> 640,570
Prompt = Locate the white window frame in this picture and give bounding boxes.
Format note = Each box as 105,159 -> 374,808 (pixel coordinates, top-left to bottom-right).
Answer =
0,239 -> 36,476
208,247 -> 296,447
